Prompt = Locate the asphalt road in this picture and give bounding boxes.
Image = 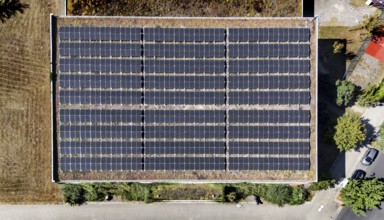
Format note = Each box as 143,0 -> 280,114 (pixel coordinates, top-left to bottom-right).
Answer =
358,150 -> 384,179
336,204 -> 384,220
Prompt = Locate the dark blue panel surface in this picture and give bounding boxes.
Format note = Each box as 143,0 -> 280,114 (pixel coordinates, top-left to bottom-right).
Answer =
59,58 -> 141,73
144,44 -> 225,58
228,157 -> 310,170
229,75 -> 310,89
144,157 -> 225,170
144,141 -> 225,154
59,125 -> 142,139
59,42 -> 142,57
59,27 -> 141,41
59,90 -> 142,105
228,126 -> 310,139
144,110 -> 225,123
228,60 -> 310,73
144,60 -> 225,73
229,91 -> 311,105
144,28 -> 225,42
229,44 -> 310,58
228,28 -> 310,42
228,141 -> 310,155
145,75 -> 224,89
145,91 -> 224,105
59,74 -> 142,89
229,110 -> 310,123
59,141 -> 142,155
59,109 -> 142,123
144,126 -> 225,139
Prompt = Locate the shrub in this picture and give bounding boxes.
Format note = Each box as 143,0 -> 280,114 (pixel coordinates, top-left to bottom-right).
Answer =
333,41 -> 345,54
289,186 -> 308,205
61,184 -> 85,206
308,180 -> 336,191
333,113 -> 366,151
264,184 -> 292,207
81,183 -> 108,201
358,81 -> 384,107
335,80 -> 357,106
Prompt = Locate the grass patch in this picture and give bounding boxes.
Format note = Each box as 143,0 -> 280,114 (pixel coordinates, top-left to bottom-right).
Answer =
152,184 -> 222,200
350,0 -> 367,7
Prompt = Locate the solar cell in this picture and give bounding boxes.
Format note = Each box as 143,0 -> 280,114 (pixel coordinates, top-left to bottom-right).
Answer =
144,110 -> 225,123
228,141 -> 310,155
59,90 -> 142,105
59,58 -> 141,73
229,126 -> 310,139
59,109 -> 142,123
144,141 -> 225,154
228,157 -> 310,170
59,125 -> 142,139
144,157 -> 225,170
59,42 -> 142,57
145,91 -> 225,105
59,26 -> 141,41
144,75 -> 225,89
59,74 -> 142,89
144,60 -> 225,73
144,44 -> 225,58
229,75 -> 311,89
228,60 -> 310,73
228,44 -> 310,58
144,125 -> 225,139
228,91 -> 311,105
228,110 -> 310,123
143,28 -> 225,42
228,28 -> 310,42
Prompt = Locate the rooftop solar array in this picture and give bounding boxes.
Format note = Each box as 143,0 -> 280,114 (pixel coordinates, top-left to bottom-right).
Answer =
57,26 -> 313,174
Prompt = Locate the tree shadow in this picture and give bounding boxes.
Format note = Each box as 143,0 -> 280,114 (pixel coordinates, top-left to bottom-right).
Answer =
0,0 -> 29,23
359,118 -> 376,149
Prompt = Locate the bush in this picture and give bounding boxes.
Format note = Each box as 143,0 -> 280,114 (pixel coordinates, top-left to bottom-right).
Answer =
289,186 -> 308,205
358,81 -> 384,107
61,184 -> 86,206
335,80 -> 357,106
308,180 -> 336,191
81,183 -> 108,201
264,184 -> 293,207
333,113 -> 366,151
333,41 -> 345,54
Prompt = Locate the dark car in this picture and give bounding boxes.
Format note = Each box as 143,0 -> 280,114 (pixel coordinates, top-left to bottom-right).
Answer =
362,148 -> 379,166
351,169 -> 366,180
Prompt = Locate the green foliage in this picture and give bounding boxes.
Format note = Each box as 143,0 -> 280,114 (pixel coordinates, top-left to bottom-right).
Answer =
264,184 -> 293,207
361,14 -> 381,37
152,184 -> 222,200
333,41 -> 345,54
308,180 -> 336,191
377,123 -> 384,152
358,82 -> 384,107
340,179 -> 384,216
333,113 -> 366,151
289,186 -> 308,205
61,184 -> 85,206
335,80 -> 357,106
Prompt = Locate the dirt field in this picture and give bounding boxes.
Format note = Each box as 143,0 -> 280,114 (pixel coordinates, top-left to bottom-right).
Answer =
0,0 -> 61,203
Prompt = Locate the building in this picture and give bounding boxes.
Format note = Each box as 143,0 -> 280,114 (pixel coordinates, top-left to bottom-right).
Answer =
51,16 -> 318,183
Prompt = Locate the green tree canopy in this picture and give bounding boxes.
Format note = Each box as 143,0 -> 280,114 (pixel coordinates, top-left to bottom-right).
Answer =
333,113 -> 366,151
358,81 -> 384,107
377,123 -> 384,151
264,184 -> 292,207
336,80 -> 357,106
341,179 -> 384,216
61,184 -> 85,206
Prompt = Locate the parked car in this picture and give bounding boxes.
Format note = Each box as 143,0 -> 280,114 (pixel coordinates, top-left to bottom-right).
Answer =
362,148 -> 379,166
351,169 -> 366,180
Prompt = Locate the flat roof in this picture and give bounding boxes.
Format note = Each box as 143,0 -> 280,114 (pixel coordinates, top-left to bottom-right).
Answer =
52,16 -> 318,183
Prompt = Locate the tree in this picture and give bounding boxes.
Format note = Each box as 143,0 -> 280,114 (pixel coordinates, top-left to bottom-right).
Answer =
358,82 -> 384,107
340,179 -> 384,216
336,80 -> 357,106
289,185 -> 308,205
333,41 -> 345,54
264,184 -> 292,207
0,0 -> 28,23
61,184 -> 85,206
333,113 -> 366,151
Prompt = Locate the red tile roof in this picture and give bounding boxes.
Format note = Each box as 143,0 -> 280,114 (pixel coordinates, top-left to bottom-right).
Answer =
366,36 -> 384,62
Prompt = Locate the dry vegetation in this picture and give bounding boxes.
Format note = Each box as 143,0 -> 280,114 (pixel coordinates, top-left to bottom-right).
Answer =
0,0 -> 61,203
67,0 -> 301,17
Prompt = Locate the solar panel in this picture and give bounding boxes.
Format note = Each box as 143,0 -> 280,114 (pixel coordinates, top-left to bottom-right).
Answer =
144,60 -> 225,73
59,74 -> 142,89
144,110 -> 225,124
143,28 -> 225,42
144,44 -> 225,58
144,75 -> 224,90
57,25 -> 314,175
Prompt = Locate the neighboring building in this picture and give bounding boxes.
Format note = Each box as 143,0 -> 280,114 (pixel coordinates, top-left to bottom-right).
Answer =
51,16 -> 318,183
366,0 -> 384,9
366,36 -> 384,62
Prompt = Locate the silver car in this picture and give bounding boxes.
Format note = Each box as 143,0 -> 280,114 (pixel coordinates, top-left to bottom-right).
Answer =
362,148 -> 379,166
